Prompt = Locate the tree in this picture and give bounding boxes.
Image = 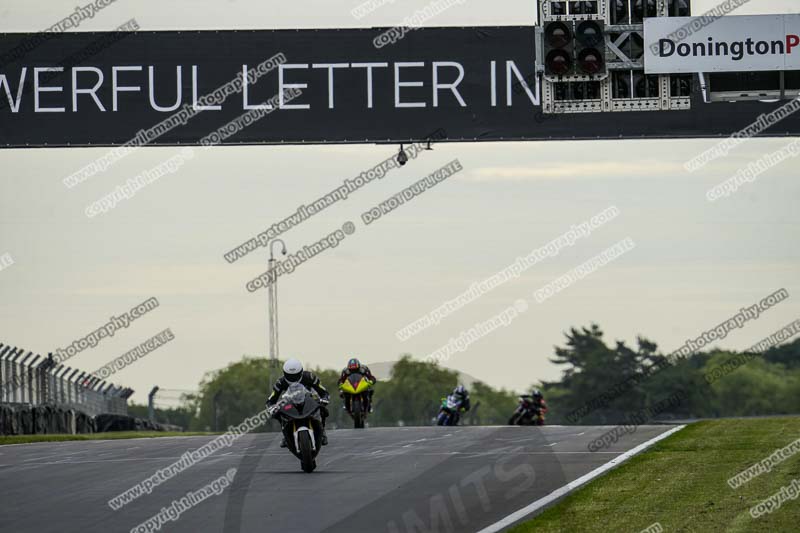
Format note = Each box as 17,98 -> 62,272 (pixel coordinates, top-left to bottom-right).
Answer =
763,338 -> 800,369
546,324 -> 670,424
469,381 -> 518,425
704,352 -> 800,416
188,356 -> 281,432
369,356 -> 459,427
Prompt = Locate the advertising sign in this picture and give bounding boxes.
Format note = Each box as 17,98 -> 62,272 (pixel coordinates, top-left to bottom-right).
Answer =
2,26 -> 800,147
0,27 -> 541,147
645,15 -> 800,74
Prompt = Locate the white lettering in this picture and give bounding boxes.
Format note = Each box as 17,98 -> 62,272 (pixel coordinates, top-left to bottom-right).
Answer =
351,62 -> 388,109
73,67 -> 106,112
394,62 -> 426,108
312,63 -> 349,109
35,67 -> 65,113
432,61 -> 466,107
279,64 -> 310,109
112,66 -> 142,112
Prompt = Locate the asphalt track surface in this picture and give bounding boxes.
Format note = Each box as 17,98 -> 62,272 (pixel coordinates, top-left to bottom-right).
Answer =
0,425 -> 676,533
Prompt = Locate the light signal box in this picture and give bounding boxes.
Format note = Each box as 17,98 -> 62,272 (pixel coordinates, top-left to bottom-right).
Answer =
537,0 -> 693,115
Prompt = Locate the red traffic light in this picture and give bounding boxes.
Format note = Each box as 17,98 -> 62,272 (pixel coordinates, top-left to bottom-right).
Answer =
546,50 -> 573,76
577,48 -> 604,74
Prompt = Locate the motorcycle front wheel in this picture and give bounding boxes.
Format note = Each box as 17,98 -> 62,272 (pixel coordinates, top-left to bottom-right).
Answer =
352,397 -> 364,429
298,431 -> 316,473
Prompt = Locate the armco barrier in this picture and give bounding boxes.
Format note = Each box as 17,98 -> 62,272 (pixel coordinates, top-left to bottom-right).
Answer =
94,413 -> 172,433
0,403 -> 97,436
0,405 -> 178,436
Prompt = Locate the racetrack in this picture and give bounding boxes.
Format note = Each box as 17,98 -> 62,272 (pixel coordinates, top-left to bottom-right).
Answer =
0,425 -> 678,532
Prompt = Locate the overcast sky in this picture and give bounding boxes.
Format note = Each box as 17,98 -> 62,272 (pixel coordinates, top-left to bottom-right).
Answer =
1,0 -> 799,404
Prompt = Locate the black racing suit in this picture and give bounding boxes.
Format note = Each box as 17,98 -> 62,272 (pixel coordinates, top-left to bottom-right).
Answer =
267,371 -> 330,433
338,365 -> 377,410
459,394 -> 471,411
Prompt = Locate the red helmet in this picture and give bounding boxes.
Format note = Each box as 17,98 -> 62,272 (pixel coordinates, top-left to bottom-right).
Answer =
347,358 -> 360,371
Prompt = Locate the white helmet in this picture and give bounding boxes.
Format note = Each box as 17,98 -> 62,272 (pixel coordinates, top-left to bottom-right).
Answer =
283,358 -> 303,382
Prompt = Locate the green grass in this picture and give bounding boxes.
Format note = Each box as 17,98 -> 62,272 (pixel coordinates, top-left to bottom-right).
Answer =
0,431 -> 214,446
509,418 -> 800,533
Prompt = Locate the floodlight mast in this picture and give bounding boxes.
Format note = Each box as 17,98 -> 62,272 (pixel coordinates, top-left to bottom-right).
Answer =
268,239 -> 287,369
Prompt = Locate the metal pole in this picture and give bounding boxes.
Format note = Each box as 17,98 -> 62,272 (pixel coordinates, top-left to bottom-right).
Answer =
268,239 -> 287,369
268,255 -> 277,368
26,355 -> 39,405
0,345 -> 7,402
213,389 -> 222,432
11,349 -> 25,403
148,386 -> 159,422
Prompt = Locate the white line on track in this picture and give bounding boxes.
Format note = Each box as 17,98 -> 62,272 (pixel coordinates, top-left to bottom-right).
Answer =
476,425 -> 687,533
22,453 -> 67,462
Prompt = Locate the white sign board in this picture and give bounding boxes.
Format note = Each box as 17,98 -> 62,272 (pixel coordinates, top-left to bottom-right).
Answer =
644,14 -> 800,73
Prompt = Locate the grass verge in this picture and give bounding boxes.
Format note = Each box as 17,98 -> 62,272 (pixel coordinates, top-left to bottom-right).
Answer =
509,417 -> 800,532
0,431 -> 214,446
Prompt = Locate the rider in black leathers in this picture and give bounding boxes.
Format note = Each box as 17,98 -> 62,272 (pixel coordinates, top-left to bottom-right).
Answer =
267,358 -> 330,446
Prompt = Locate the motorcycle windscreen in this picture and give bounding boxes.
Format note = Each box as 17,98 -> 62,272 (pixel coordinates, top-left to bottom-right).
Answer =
282,383 -> 308,405
278,383 -> 313,418
446,395 -> 459,409
348,372 -> 367,393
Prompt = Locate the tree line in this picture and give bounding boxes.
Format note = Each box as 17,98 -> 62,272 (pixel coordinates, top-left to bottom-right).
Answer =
131,324 -> 800,430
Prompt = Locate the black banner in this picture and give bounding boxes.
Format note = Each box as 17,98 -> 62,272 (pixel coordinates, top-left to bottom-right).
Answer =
1,26 -> 800,148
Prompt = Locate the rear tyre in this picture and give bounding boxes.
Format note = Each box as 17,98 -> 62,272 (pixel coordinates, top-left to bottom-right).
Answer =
298,431 -> 316,473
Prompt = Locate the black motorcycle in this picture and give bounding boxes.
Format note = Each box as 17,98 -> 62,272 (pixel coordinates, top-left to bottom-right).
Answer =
272,382 -> 324,472
508,395 -> 546,426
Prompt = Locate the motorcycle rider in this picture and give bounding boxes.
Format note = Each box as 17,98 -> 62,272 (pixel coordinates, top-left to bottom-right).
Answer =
525,388 -> 547,423
452,384 -> 471,412
337,357 -> 377,412
440,385 -> 471,425
267,358 -> 330,447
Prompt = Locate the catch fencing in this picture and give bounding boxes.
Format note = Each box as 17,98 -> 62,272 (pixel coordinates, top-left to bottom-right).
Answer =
0,342 -> 133,416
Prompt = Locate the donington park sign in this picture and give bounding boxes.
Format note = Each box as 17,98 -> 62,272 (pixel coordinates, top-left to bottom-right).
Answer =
1,26 -> 800,147
645,14 -> 800,73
